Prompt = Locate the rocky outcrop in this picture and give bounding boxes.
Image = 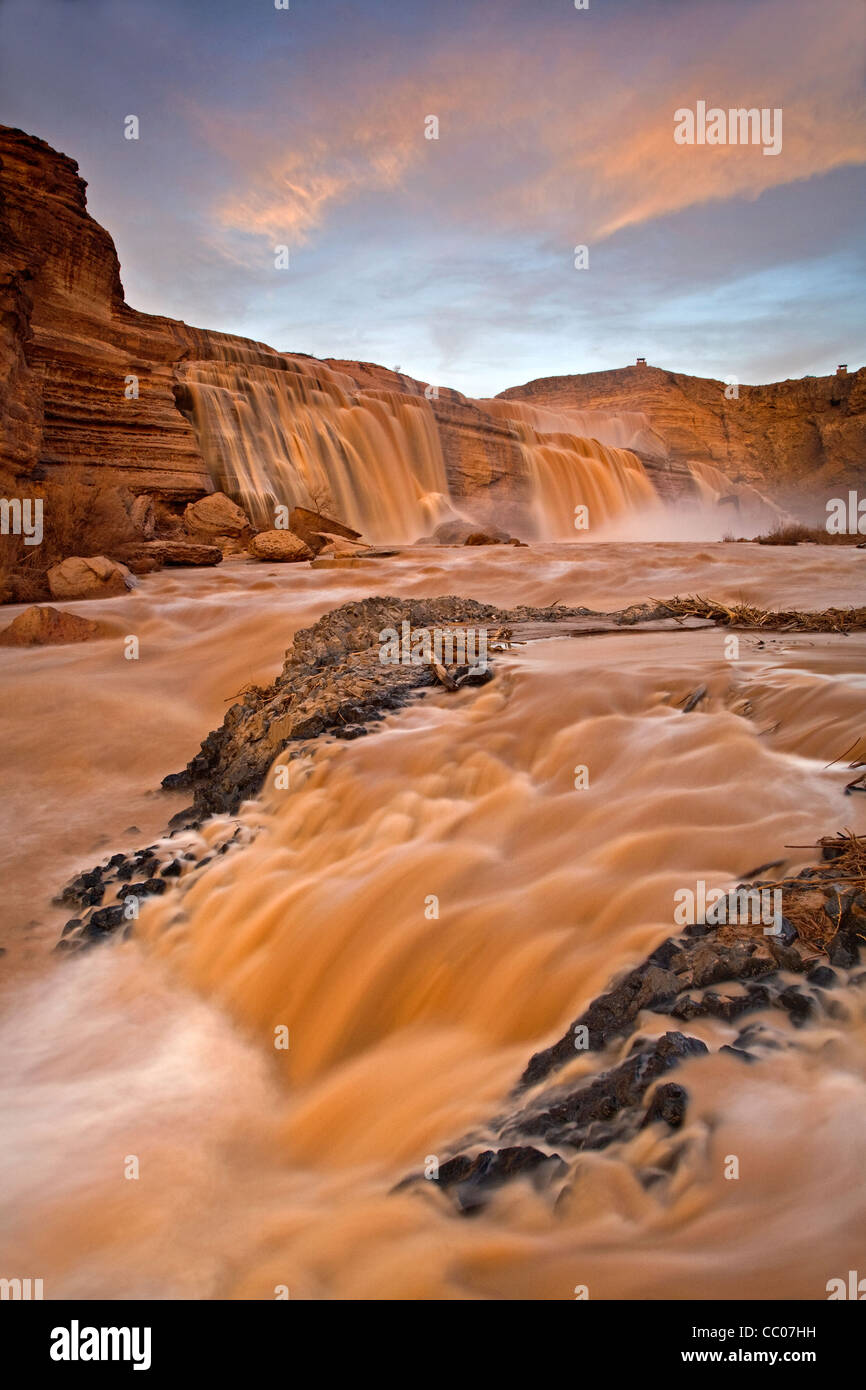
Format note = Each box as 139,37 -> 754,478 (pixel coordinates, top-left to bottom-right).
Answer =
0,127 -> 208,495
498,363 -> 866,502
419,520 -> 513,545
286,506 -> 361,555
401,833 -> 865,1214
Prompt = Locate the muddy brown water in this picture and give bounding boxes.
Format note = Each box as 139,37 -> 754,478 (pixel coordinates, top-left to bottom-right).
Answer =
0,541 -> 864,1298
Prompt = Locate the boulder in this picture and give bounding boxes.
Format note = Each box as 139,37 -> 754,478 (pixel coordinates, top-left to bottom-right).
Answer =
248,530 -> 314,562
316,535 -> 372,559
47,556 -> 134,601
0,604 -> 109,646
464,531 -> 505,546
125,541 -> 223,568
183,492 -> 251,538
288,506 -> 361,555
420,520 -> 512,546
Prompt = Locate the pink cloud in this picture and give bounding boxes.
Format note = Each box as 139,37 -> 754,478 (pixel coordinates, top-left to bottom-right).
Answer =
192,0 -> 865,252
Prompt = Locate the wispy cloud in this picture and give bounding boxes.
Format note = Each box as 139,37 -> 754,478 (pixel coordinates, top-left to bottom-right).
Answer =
195,0 -> 865,255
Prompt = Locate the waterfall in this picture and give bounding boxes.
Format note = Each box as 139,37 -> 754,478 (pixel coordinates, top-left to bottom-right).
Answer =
476,397 -> 661,538
177,355 -> 453,544
176,350 -> 665,543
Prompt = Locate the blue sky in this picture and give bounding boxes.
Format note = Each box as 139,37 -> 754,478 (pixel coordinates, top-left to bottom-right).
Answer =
1,0 -> 863,395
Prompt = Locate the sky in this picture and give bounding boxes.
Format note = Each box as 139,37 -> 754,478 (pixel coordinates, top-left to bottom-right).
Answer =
0,0 -> 864,396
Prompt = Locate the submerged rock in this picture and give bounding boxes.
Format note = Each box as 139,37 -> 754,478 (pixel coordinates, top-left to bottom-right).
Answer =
427,1148 -> 567,1214
0,604 -> 110,645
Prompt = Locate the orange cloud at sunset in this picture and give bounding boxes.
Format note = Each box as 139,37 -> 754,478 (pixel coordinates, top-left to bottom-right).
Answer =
200,0 -> 865,253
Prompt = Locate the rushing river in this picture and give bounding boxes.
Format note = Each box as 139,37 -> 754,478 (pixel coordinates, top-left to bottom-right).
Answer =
0,541 -> 864,1298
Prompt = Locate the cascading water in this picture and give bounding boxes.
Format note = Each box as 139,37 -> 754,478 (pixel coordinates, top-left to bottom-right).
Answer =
176,350 -> 668,544
478,397 -> 669,457
687,459 -> 786,534
2,544 -> 864,1298
177,355 -> 454,544
688,459 -> 736,503
476,397 -> 661,539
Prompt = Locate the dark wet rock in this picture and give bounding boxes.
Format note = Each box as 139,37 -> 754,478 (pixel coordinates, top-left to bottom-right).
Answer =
115,878 -> 167,900
829,892 -> 866,968
668,982 -> 773,1024
776,986 -> 814,1024
507,1033 -> 707,1151
411,834 -> 866,1216
416,1034 -> 706,1216
520,918 -> 810,1091
806,964 -> 838,988
733,1022 -> 786,1053
428,1147 -> 567,1213
641,1081 -> 689,1129
775,916 -> 799,946
828,927 -> 861,969
719,1044 -> 756,1064
85,905 -> 125,936
520,964 -> 681,1088
676,940 -> 776,990
55,831 -> 243,951
682,922 -> 710,939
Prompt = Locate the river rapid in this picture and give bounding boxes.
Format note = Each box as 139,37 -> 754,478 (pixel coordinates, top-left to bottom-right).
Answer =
0,540 -> 864,1299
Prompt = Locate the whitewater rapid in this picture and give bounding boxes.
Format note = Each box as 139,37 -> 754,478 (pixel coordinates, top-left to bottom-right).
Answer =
0,541 -> 864,1298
